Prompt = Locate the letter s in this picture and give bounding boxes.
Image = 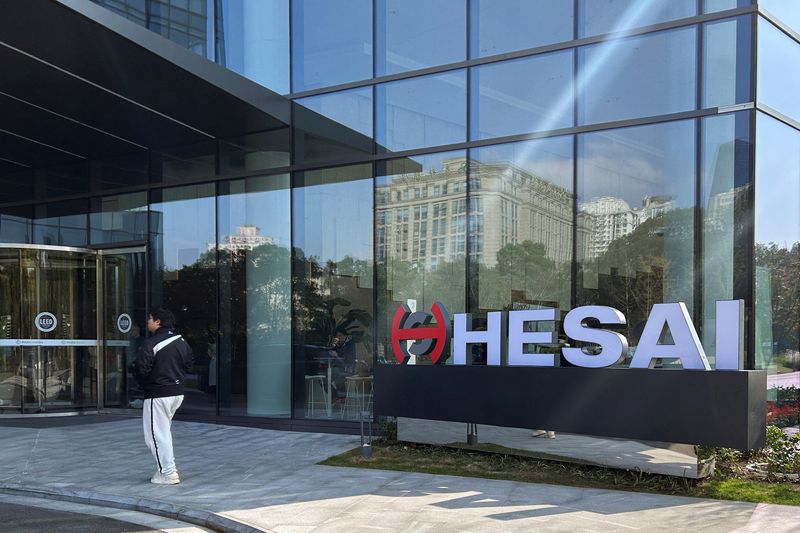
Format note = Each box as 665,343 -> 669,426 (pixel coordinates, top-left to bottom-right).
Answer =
562,306 -> 628,368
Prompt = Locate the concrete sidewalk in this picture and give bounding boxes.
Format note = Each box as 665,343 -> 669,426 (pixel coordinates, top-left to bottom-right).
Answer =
1,417 -> 799,532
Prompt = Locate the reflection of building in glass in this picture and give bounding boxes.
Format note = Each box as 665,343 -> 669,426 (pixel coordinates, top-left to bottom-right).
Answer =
90,0 -> 208,56
581,195 -> 676,258
581,197 -> 636,258
212,225 -> 275,252
377,156 -> 589,269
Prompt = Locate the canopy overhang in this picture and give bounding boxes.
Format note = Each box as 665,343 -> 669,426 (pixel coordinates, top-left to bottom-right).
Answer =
0,0 -> 291,175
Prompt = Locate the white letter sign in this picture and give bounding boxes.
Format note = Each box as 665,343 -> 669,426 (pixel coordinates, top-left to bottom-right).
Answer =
629,303 -> 711,370
562,306 -> 628,368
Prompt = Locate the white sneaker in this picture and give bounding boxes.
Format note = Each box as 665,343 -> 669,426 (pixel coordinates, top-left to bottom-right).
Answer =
531,429 -> 547,438
546,431 -> 556,439
150,471 -> 180,485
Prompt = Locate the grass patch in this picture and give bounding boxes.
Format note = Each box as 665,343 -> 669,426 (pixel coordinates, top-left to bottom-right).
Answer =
320,441 -> 800,506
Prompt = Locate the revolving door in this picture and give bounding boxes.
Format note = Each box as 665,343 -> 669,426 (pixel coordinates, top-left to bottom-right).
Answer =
0,244 -> 146,414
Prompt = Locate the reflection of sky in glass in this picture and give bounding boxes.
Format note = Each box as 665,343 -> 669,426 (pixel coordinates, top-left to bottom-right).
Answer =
292,0 -> 372,91
217,0 -> 289,94
377,70 -> 466,152
579,120 -> 695,209
510,0 -> 693,169
218,176 -> 291,249
377,150 -> 465,183
578,0 -> 695,37
470,137 -> 573,192
294,177 -> 373,263
760,0 -> 800,34
758,18 -> 800,125
578,27 -> 696,125
376,0 -> 465,76
755,114 -> 800,248
296,87 -> 373,137
152,186 -> 215,271
703,16 -> 752,108
470,0 -> 573,58
471,50 -> 573,140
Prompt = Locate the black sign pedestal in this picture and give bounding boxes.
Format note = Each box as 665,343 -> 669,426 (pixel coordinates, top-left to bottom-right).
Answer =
375,365 -> 767,449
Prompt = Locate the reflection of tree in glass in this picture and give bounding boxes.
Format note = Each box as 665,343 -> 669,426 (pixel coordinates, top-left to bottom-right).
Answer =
756,242 -> 800,368
292,248 -> 372,354
161,248 -> 217,352
580,208 -> 694,345
219,243 -> 292,378
477,240 -> 570,312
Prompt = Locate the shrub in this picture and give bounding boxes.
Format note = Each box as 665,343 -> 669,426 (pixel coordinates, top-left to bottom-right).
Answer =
706,426 -> 800,478
762,425 -> 800,474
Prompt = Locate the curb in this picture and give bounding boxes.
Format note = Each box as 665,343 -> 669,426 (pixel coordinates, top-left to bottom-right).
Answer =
0,483 -> 273,533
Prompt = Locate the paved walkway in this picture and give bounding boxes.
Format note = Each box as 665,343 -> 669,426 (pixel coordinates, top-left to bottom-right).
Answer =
0,492 -> 211,532
1,416 -> 799,532
399,418 -> 699,477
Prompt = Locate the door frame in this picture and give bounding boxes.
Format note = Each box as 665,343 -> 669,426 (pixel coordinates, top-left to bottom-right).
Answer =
95,245 -> 147,410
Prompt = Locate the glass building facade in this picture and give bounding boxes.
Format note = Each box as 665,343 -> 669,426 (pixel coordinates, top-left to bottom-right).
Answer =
0,1 -> 797,441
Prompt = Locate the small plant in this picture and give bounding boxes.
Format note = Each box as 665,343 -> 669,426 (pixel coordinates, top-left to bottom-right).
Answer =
762,425 -> 800,474
767,387 -> 800,428
379,416 -> 398,442
703,426 -> 800,479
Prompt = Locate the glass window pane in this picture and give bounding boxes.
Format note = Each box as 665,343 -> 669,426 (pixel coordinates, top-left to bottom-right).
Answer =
33,200 -> 88,246
90,191 -> 148,244
291,0 -> 372,92
146,0 -> 210,57
376,152 -> 466,365
0,206 -> 32,244
760,0 -> 800,35
218,175 -> 291,417
216,0 -> 290,94
90,0 -> 147,28
754,114 -> 800,379
470,0 -> 573,58
294,87 -> 373,165
377,70 -> 467,153
758,17 -> 800,124
578,0 -> 696,38
471,50 -> 573,140
577,120 -> 696,357
293,164 -> 374,420
469,137 -> 573,325
704,0 -> 751,13
703,16 -> 752,108
149,184 -> 217,414
377,0 -> 465,76
578,27 -> 696,125
297,88 -> 373,139
701,111 -> 751,367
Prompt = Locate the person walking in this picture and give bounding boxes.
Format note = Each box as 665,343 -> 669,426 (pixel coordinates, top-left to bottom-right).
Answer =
134,307 -> 194,485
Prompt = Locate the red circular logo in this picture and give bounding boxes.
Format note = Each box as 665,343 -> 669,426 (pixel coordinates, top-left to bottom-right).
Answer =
390,301 -> 451,364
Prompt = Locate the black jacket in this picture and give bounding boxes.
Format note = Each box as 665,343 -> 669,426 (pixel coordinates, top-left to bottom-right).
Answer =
134,326 -> 194,399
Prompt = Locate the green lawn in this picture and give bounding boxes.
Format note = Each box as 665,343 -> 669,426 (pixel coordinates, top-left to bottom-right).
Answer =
320,441 -> 800,506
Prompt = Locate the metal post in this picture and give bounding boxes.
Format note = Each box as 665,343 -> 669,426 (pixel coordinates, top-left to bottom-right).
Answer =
467,422 -> 478,445
360,410 -> 373,458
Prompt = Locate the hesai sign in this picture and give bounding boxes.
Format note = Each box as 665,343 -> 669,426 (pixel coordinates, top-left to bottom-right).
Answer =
377,299 -> 766,449
391,300 -> 744,371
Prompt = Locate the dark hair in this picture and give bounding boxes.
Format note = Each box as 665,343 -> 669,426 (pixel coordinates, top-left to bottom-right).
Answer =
150,306 -> 175,328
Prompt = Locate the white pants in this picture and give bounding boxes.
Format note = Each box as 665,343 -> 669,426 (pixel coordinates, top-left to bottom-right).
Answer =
143,395 -> 184,475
